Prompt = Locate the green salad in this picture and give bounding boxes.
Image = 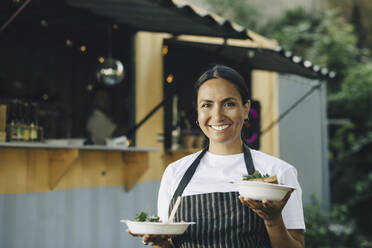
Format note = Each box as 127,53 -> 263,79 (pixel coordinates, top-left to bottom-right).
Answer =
242,170 -> 270,180
135,211 -> 160,222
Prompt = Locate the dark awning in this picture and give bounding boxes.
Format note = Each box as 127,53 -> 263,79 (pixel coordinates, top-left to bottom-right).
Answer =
67,0 -> 250,39
66,0 -> 333,79
0,0 -> 334,79
164,39 -> 334,80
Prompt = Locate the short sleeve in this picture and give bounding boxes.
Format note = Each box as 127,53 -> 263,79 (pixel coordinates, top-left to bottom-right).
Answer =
157,167 -> 173,222
280,167 -> 306,230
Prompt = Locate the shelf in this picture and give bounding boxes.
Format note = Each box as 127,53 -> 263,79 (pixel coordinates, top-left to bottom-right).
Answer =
0,142 -> 158,152
0,145 -> 156,194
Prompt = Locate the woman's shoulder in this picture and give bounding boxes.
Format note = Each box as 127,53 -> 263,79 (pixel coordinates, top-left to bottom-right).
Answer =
250,148 -> 295,171
163,150 -> 204,176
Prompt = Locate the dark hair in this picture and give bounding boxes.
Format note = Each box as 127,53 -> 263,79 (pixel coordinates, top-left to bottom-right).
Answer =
194,65 -> 249,105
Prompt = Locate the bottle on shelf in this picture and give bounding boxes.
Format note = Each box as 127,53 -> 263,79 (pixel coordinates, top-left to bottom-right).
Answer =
23,102 -> 30,142
7,100 -> 19,142
15,100 -> 25,142
29,103 -> 39,142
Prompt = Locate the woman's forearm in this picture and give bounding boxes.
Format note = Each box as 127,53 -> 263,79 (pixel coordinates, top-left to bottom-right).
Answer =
265,216 -> 304,248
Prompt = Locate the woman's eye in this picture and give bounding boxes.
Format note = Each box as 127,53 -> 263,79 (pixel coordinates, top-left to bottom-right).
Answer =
201,103 -> 211,108
225,102 -> 236,107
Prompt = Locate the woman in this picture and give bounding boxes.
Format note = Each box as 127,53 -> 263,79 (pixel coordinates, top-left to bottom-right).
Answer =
134,65 -> 305,247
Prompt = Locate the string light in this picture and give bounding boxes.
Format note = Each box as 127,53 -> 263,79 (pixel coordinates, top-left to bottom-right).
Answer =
162,45 -> 168,55
80,45 -> 87,52
98,57 -> 105,63
166,74 -> 174,83
113,24 -> 119,30
247,50 -> 255,58
87,84 -> 93,91
40,19 -> 48,27
65,39 -> 73,47
303,60 -> 312,68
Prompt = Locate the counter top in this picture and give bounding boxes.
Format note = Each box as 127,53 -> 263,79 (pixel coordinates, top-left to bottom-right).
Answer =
0,142 -> 158,152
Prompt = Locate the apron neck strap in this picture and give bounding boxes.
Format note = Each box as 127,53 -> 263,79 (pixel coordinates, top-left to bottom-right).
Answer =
243,143 -> 255,175
171,143 -> 255,200
171,148 -> 208,200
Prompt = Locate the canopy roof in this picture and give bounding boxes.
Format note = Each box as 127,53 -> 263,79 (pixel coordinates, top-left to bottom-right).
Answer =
0,0 -> 334,79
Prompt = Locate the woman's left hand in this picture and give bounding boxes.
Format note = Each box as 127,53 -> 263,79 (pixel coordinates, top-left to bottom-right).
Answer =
239,189 -> 294,222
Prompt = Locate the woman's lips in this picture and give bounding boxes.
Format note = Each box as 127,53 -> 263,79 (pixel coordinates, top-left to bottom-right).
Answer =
209,124 -> 230,130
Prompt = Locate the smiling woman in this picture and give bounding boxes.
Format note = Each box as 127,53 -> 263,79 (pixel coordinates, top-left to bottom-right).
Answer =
128,65 -> 306,248
196,77 -> 250,154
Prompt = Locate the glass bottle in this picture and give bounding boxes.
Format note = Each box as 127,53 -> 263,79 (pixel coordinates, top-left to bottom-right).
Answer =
30,104 -> 38,142
15,100 -> 24,141
23,102 -> 30,142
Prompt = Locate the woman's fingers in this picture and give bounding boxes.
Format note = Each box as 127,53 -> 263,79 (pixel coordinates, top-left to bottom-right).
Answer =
141,234 -> 171,246
127,229 -> 142,237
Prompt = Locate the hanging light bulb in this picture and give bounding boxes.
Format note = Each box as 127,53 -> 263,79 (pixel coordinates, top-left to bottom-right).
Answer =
96,57 -> 124,86
96,24 -> 125,86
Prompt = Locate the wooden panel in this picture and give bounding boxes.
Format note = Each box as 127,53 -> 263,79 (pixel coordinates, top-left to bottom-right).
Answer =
48,149 -> 79,190
0,148 -> 28,193
104,151 -> 125,185
0,147 -> 152,194
123,152 -> 149,191
26,148 -> 49,192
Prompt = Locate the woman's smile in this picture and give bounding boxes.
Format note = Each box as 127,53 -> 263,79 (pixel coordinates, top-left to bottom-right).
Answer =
209,124 -> 231,131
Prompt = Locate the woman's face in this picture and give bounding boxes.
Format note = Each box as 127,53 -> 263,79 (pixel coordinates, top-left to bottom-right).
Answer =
197,78 -> 250,147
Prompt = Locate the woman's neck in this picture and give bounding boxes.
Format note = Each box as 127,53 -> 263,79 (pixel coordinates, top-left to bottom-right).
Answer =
208,140 -> 243,155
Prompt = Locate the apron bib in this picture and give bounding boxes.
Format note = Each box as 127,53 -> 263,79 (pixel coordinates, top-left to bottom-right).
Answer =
168,144 -> 272,248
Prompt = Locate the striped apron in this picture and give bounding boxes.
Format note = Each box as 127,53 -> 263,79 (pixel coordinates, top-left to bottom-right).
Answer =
168,144 -> 272,248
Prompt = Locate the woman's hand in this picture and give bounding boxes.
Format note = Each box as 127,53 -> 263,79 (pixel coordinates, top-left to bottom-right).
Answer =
239,189 -> 294,224
127,229 -> 172,248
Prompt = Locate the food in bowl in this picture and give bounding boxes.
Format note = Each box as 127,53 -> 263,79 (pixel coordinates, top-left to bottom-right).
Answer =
121,212 -> 195,235
242,170 -> 278,184
135,211 -> 160,222
231,171 -> 294,201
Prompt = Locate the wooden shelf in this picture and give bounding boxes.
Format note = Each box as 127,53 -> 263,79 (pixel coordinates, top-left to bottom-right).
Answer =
0,146 -> 155,194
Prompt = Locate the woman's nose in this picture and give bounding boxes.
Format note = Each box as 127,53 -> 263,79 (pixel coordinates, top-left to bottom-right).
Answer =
211,106 -> 225,122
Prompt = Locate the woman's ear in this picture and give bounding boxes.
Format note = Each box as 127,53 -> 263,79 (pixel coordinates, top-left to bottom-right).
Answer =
244,100 -> 251,120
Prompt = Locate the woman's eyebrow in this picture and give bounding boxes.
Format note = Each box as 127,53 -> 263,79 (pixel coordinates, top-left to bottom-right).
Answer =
221,97 -> 239,103
198,99 -> 213,103
198,97 -> 239,103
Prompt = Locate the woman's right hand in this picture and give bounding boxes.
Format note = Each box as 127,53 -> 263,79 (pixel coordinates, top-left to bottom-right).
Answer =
127,229 -> 172,248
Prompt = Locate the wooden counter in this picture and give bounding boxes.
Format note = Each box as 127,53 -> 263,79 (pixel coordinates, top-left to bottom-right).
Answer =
0,142 -> 158,194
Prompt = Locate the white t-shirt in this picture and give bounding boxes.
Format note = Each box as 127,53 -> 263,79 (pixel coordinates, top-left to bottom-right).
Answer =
86,109 -> 117,144
157,149 -> 305,230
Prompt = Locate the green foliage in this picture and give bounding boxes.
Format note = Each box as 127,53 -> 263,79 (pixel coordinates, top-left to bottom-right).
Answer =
189,0 -> 260,30
262,8 -> 360,90
261,7 -> 372,238
304,195 -> 372,248
329,62 -> 372,124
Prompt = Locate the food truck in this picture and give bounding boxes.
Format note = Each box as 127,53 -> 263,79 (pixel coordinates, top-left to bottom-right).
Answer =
0,0 -> 332,247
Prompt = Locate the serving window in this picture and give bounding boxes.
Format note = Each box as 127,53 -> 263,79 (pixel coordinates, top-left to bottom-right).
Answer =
0,23 -> 136,142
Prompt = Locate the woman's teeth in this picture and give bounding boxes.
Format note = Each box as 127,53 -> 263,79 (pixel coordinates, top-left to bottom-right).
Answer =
211,125 -> 229,130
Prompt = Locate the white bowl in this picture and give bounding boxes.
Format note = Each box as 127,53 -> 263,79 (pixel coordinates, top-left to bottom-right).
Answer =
67,138 -> 85,146
231,180 -> 295,201
121,220 -> 195,235
45,139 -> 68,146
